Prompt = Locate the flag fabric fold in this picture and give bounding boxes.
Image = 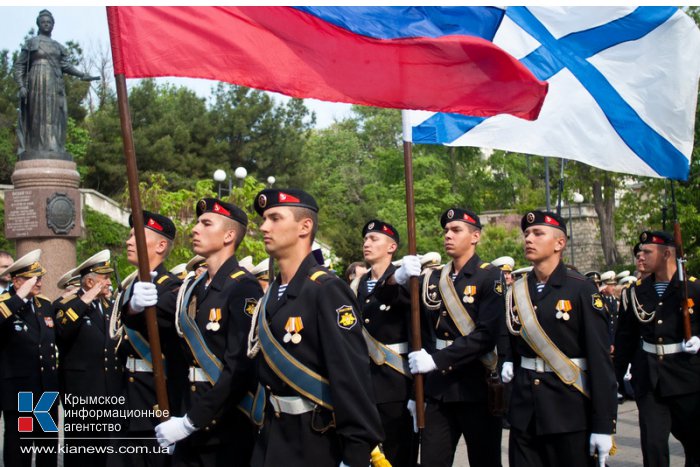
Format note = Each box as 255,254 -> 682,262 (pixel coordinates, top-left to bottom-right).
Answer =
409,7 -> 700,180
107,6 -> 547,120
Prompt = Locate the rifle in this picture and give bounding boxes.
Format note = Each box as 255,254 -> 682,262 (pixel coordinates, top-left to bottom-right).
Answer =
671,182 -> 692,341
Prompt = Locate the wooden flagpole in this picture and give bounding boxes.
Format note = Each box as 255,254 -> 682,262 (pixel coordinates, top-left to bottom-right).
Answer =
401,111 -> 425,429
113,73 -> 170,419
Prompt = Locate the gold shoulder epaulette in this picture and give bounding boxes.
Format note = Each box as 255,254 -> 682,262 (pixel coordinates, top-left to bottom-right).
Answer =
36,294 -> 50,301
157,275 -> 170,285
690,276 -> 697,282
480,263 -> 491,269
0,292 -> 10,302
230,270 -> 245,280
60,293 -> 77,304
636,279 -> 642,286
310,270 -> 327,281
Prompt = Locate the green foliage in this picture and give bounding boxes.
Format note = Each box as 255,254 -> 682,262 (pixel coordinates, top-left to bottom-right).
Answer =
478,224 -> 526,267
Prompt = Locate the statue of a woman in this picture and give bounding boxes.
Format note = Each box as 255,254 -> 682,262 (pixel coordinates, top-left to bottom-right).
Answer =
12,9 -> 98,161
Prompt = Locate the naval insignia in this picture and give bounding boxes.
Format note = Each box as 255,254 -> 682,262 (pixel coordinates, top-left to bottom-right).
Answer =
526,212 -> 535,224
258,194 -> 267,209
44,316 -> 54,328
592,293 -> 604,311
367,222 -> 375,230
463,285 -> 476,304
494,280 -> 504,295
640,232 -> 648,242
283,316 -> 304,344
244,298 -> 258,317
447,209 -> 455,219
555,299 -> 572,321
206,308 -> 222,331
198,200 -> 207,212
336,305 -> 357,330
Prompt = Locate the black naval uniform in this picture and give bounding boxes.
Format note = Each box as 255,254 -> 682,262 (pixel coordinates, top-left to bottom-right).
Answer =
357,264 -> 416,467
173,255 -> 263,466
252,253 -> 384,467
615,272 -> 700,466
55,289 -> 124,467
0,289 -> 58,467
419,254 -> 504,467
109,263 -> 183,467
506,261 -> 617,467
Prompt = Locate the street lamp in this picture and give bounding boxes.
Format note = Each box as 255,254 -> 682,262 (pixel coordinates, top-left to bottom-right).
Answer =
213,169 -> 231,198
234,166 -> 247,187
569,192 -> 584,266
267,175 -> 276,187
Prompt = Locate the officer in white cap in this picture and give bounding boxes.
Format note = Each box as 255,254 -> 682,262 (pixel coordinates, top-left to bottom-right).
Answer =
0,249 -> 58,467
491,256 -> 515,286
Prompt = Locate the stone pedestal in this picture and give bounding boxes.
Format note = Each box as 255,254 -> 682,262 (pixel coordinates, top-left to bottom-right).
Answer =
5,160 -> 82,299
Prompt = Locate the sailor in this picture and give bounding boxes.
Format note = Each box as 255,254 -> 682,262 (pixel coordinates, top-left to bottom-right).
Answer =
351,219 -> 417,466
0,250 -> 58,467
492,256 -> 515,287
502,210 -> 617,467
55,249 -> 122,467
614,230 -> 700,466
108,210 -> 183,467
151,199 -> 263,466
251,258 -> 271,292
406,207 -> 505,467
248,188 -> 383,467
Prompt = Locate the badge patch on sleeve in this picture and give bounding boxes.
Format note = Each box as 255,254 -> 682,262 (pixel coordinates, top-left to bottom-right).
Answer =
592,293 -> 605,311
336,305 -> 357,330
244,298 -> 258,317
493,280 -> 504,296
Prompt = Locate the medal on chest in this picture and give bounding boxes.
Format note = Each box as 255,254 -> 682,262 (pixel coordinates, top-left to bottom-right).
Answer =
283,316 -> 304,344
206,308 -> 222,331
463,285 -> 476,304
555,299 -> 572,321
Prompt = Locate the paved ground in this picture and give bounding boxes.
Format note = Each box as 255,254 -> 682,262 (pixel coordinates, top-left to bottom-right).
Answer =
0,400 -> 686,466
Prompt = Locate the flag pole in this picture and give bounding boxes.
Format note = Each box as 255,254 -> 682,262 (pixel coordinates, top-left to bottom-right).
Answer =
113,73 -> 170,420
401,110 -> 425,429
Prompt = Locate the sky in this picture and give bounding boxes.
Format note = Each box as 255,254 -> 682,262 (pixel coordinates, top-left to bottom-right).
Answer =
0,6 -> 354,128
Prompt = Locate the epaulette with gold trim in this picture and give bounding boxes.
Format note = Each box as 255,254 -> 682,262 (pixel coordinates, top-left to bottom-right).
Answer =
60,292 -> 78,304
36,294 -> 50,301
690,276 -> 697,282
0,292 -> 10,302
636,279 -> 642,286
157,274 -> 171,285
480,263 -> 492,269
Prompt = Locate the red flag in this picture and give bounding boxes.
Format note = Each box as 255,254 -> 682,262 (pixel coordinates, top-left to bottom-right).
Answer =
107,6 -> 547,119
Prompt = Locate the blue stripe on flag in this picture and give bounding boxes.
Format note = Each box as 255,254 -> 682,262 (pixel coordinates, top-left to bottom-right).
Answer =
293,7 -> 504,41
413,114 -> 485,144
508,7 -> 688,180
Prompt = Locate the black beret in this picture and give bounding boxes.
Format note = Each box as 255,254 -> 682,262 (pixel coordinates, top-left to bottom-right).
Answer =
129,210 -> 176,240
639,230 -> 674,247
362,219 -> 399,244
440,208 -> 482,229
521,210 -> 567,233
585,271 -> 602,283
254,189 -> 319,216
196,198 -> 248,227
633,242 -> 642,256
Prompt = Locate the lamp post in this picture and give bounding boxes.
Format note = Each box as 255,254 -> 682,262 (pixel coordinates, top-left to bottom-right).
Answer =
234,166 -> 247,187
267,175 -> 276,188
213,169 -> 231,198
570,192 -> 584,266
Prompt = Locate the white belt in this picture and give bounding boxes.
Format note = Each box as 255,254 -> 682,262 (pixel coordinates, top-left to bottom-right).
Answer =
188,366 -> 209,383
269,395 -> 315,415
642,340 -> 684,355
436,338 -> 453,350
126,356 -> 152,373
521,356 -> 588,373
386,342 -> 409,354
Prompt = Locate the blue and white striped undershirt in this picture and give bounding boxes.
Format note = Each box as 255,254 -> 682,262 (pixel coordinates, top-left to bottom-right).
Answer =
536,282 -> 546,293
277,284 -> 288,299
654,281 -> 669,297
366,279 -> 377,294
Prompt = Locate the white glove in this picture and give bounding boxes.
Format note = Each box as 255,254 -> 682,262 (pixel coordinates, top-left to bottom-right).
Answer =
683,336 -> 700,354
501,361 -> 514,384
589,433 -> 613,467
408,349 -> 437,374
394,255 -> 421,285
130,272 -> 158,313
155,415 -> 197,448
407,400 -> 418,433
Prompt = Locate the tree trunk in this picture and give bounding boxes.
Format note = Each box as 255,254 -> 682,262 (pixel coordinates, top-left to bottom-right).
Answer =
592,173 -> 621,267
